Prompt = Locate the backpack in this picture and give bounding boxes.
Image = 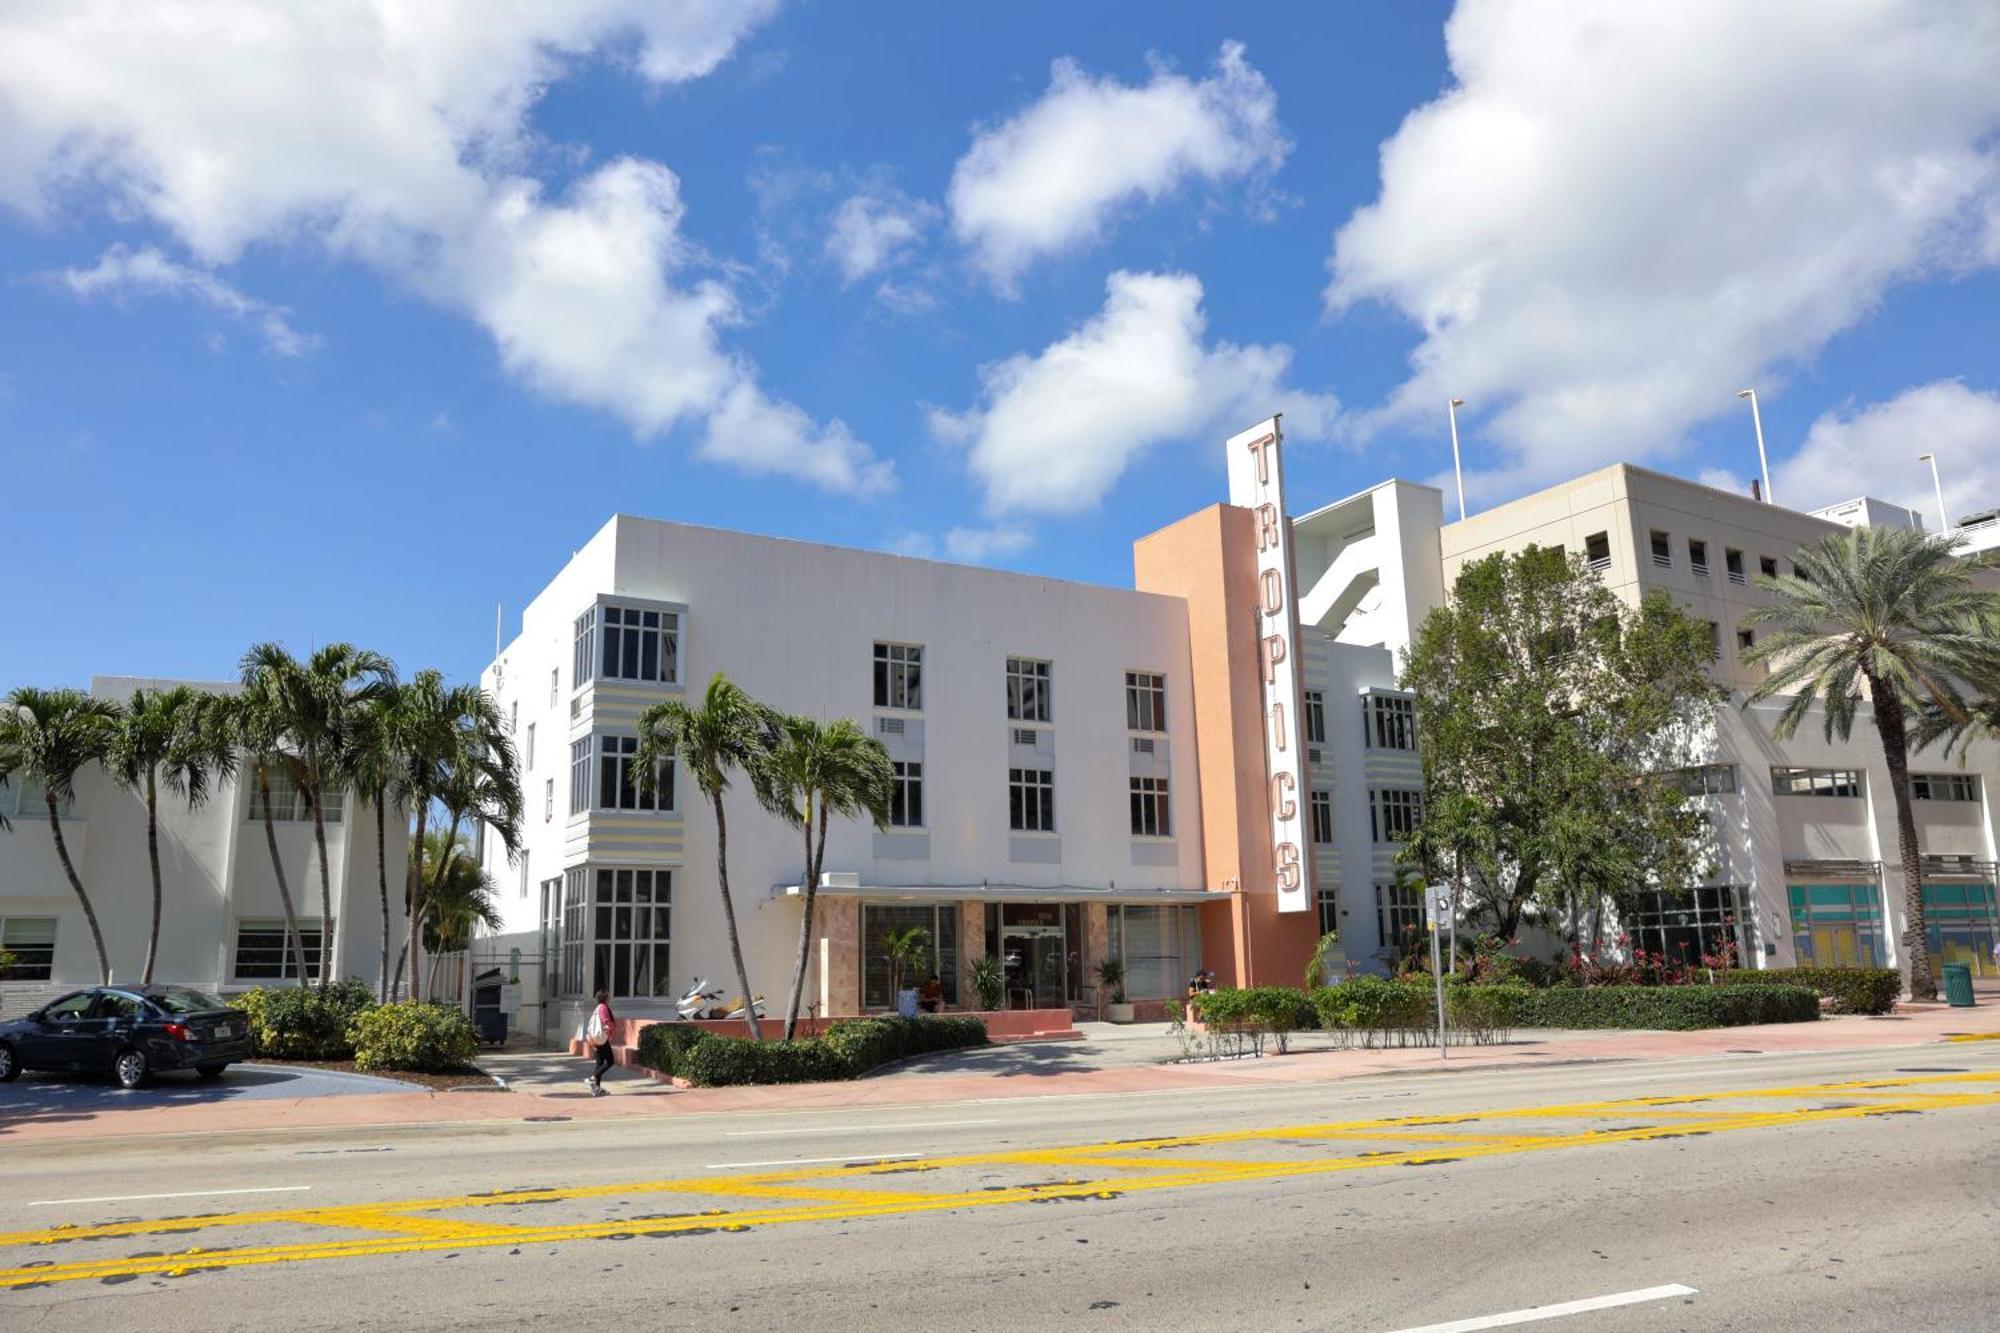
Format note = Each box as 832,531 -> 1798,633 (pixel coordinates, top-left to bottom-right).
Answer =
585,1006 -> 608,1046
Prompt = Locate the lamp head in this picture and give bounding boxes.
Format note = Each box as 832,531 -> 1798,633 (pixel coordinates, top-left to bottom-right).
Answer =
1449,397 -> 1465,408
1735,389 -> 1754,400
1918,452 -> 1934,462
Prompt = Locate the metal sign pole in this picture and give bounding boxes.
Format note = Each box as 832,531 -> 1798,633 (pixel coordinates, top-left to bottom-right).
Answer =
1427,883 -> 1448,1060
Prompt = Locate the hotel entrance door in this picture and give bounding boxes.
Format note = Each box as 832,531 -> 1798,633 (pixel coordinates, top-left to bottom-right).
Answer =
1001,928 -> 1066,1009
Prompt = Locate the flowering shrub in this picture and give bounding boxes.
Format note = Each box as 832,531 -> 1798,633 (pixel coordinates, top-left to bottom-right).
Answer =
348,1001 -> 478,1072
239,978 -> 377,1060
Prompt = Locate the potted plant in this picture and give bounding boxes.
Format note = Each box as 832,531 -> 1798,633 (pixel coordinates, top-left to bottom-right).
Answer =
1097,957 -> 1133,1023
969,955 -> 1006,1012
884,925 -> 932,1018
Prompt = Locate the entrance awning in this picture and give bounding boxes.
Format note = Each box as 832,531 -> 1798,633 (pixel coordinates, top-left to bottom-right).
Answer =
770,876 -> 1233,906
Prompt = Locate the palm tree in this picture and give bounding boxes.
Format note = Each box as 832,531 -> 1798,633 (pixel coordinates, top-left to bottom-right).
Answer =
758,714 -> 893,1038
0,688 -> 122,982
107,686 -> 237,984
635,673 -> 774,1039
1744,525 -> 2000,1001
418,831 -> 503,1000
344,680 -> 409,1001
229,679 -> 311,985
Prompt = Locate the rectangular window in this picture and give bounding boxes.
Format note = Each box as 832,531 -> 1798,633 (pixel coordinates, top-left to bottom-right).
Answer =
1770,767 -> 1864,798
1009,767 -> 1055,832
544,778 -> 554,823
1369,788 -> 1423,842
590,867 -> 673,998
1363,692 -> 1416,750
862,903 -> 959,1010
233,919 -> 328,982
525,723 -> 536,771
598,605 -> 680,685
1130,776 -> 1171,837
246,765 -> 342,824
1310,789 -> 1334,845
1317,888 -> 1340,944
1376,882 -> 1424,950
549,668 -> 559,707
890,760 -> 924,828
1006,657 -> 1051,723
595,735 -> 674,812
1788,881 -> 1886,968
1688,538 -> 1709,576
1650,530 -> 1671,569
560,868 -> 587,998
1912,773 -> 1981,802
1629,886 -> 1747,967
1105,904 -> 1201,1001
1584,531 -> 1611,573
874,642 -> 924,710
1125,671 -> 1166,732
1304,690 -> 1327,745
1759,555 -> 1779,579
1725,548 -> 1746,585
1736,628 -> 1754,655
573,608 -> 596,687
0,917 -> 56,981
1672,764 -> 1738,796
569,738 -> 591,815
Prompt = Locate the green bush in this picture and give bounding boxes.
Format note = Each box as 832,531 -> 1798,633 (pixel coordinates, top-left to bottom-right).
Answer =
348,1001 -> 479,1072
1716,967 -> 1899,1015
1189,987 -> 1316,1038
238,979 -> 377,1060
1311,978 -> 1434,1045
1513,985 -> 1819,1030
1446,983 -> 1529,1044
661,1015 -> 989,1088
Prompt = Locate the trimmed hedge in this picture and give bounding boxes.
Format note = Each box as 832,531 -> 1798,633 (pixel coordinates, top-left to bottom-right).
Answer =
239,978 -> 377,1060
1513,985 -> 1819,1030
1305,979 -> 1527,1048
1716,967 -> 1899,1016
349,1001 -> 479,1072
649,1015 -> 989,1088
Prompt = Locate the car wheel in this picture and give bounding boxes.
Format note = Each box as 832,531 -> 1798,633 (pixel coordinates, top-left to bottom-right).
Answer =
195,1063 -> 228,1079
0,1042 -> 17,1083
114,1048 -> 150,1090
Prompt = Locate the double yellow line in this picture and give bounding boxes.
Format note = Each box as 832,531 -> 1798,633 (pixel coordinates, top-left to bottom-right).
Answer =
5,1069 -> 1997,1290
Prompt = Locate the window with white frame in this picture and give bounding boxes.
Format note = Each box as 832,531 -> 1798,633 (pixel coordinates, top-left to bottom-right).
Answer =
1363,692 -> 1415,750
889,760 -> 924,828
233,919 -> 329,981
1912,772 -> 1981,802
1006,657 -> 1051,723
1672,764 -> 1738,796
525,723 -> 536,771
1771,767 -> 1864,798
246,765 -> 342,824
1125,671 -> 1166,732
1376,882 -> 1424,947
1130,776 -> 1171,837
1316,887 -> 1340,943
544,778 -> 554,823
592,867 -> 673,998
1369,788 -> 1423,842
1310,789 -> 1334,844
572,609 -> 595,691
1010,767 -> 1055,832
549,668 -> 559,707
569,739 -> 591,815
0,917 -> 56,980
874,642 -> 923,710
1304,691 -> 1326,745
559,868 -> 587,998
595,735 -> 674,812
592,605 -> 680,685
1,776 -> 73,820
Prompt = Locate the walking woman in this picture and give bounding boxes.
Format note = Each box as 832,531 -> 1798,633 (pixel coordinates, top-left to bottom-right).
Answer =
582,989 -> 615,1096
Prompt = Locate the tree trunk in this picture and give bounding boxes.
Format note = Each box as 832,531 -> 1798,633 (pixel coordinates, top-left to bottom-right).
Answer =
143,769 -> 163,985
1871,682 -> 1936,1002
404,804 -> 428,1004
390,941 -> 408,999
711,791 -> 762,1040
309,781 -> 334,992
373,787 -> 391,1002
782,797 -> 828,1041
47,792 -> 111,984
257,764 -> 309,984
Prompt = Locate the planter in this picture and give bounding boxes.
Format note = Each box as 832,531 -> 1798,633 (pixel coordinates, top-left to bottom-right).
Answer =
1106,1002 -> 1136,1024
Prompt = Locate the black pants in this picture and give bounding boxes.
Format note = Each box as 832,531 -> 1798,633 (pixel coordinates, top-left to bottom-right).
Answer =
591,1041 -> 613,1081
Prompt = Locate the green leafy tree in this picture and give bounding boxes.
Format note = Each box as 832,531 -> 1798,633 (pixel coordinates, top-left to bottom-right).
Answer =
1744,526 -> 2000,1001
1399,546 -> 1719,942
758,714 -> 894,1039
417,831 -> 503,999
0,688 -> 122,982
107,686 -> 237,983
635,673 -> 774,1038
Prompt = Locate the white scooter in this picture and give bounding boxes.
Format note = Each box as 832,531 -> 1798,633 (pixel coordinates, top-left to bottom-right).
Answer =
676,976 -> 767,1022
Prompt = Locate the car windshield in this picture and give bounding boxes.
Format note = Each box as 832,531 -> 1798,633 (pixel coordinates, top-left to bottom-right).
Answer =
152,987 -> 226,1015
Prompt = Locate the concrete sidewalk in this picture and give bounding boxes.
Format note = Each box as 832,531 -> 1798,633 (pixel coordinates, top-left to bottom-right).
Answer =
4,1000 -> 1995,1145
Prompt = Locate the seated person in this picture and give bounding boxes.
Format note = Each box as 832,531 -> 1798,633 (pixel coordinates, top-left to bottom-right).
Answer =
917,974 -> 944,1014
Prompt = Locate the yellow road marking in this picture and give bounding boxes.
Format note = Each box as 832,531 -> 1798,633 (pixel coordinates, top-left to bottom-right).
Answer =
5,1069 -> 1996,1291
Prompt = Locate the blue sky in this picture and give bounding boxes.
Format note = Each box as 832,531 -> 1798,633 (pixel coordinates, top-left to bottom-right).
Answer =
3,1 -> 1998,692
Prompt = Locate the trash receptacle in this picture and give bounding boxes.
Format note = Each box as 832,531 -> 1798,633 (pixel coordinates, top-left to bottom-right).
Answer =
471,967 -> 509,1043
1942,963 -> 1975,1008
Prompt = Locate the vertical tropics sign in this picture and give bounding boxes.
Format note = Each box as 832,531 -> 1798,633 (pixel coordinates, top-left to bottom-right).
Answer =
1225,416 -> 1310,914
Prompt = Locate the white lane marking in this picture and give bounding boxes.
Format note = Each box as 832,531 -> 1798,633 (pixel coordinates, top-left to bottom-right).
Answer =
27,1185 -> 312,1207
724,1119 -> 1002,1138
1388,1284 -> 1698,1333
704,1152 -> 923,1171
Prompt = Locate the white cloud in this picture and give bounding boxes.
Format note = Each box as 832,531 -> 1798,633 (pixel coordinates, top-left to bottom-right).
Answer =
1773,381 -> 2000,528
54,244 -> 317,356
0,0 -> 895,495
949,41 -> 1288,290
887,524 -> 1035,565
825,190 -> 936,285
1327,1 -> 2000,501
937,269 -> 1336,515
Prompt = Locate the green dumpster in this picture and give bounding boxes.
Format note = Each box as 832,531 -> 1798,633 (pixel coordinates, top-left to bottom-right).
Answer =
1942,963 -> 1975,1007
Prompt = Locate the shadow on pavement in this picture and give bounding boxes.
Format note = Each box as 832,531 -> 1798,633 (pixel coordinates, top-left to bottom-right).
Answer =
873,1040 -> 1102,1080
0,1064 -> 414,1129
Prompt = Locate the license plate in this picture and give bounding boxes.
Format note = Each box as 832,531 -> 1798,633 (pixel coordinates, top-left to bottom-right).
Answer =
214,1024 -> 234,1039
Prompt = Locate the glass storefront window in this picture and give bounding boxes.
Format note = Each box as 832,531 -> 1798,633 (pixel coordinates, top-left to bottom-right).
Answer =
861,903 -> 959,1010
1627,886 -> 1747,967
1787,882 -> 1886,968
1923,881 -> 2000,978
1105,905 -> 1203,1000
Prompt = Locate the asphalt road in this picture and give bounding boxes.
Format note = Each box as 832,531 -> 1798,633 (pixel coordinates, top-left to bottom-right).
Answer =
0,1062 -> 418,1117
3,1042 -> 1998,1331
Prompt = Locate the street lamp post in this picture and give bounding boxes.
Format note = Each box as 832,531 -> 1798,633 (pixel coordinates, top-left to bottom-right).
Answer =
1447,397 -> 1467,522
1736,389 -> 1772,504
1919,452 -> 1948,536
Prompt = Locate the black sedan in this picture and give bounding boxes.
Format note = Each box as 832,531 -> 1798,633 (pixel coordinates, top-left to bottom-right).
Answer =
0,986 -> 253,1089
